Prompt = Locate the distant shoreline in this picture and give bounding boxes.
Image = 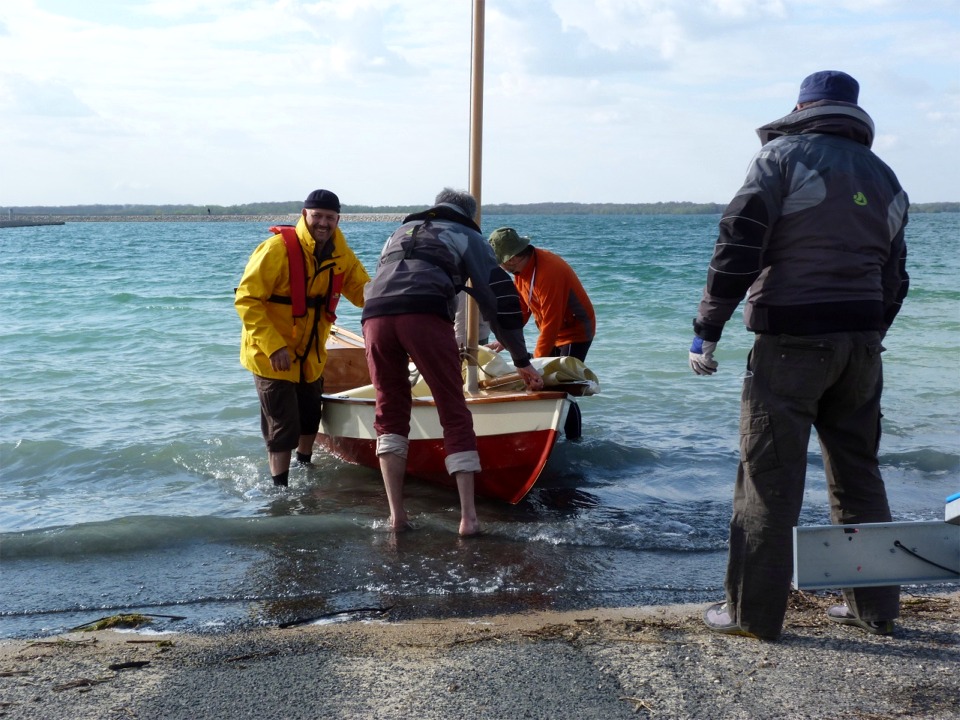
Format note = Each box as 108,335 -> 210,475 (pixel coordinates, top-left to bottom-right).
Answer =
0,219 -> 66,228
1,200 -> 957,220
2,202 -> 957,227
0,213 -> 406,225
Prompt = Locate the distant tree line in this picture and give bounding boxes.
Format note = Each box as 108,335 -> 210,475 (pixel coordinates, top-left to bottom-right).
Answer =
910,202 -> 960,213
3,200 -> 957,216
483,201 -> 729,215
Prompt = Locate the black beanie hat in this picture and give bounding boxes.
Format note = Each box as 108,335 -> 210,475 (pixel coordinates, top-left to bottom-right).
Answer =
303,189 -> 341,212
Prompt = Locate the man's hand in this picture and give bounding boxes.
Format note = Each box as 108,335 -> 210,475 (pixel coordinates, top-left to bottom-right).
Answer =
270,347 -> 292,372
485,340 -> 505,353
517,364 -> 544,391
689,336 -> 718,376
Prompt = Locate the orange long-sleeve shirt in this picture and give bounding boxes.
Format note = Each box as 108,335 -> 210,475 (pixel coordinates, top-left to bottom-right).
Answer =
512,247 -> 595,358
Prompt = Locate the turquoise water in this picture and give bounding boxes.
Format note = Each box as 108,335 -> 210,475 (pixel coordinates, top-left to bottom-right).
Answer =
1,214 -> 957,638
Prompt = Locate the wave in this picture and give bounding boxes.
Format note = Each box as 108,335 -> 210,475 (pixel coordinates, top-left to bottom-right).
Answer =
882,449 -> 959,474
547,438 -> 660,471
0,514 -> 371,561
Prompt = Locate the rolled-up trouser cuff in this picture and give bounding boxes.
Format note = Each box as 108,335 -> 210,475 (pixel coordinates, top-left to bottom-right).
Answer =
445,450 -> 481,475
376,433 -> 409,458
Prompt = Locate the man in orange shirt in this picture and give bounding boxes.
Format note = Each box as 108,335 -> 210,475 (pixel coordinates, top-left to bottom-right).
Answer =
489,227 -> 596,439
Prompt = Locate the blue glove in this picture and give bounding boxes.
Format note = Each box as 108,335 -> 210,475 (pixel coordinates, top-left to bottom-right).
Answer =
689,336 -> 718,375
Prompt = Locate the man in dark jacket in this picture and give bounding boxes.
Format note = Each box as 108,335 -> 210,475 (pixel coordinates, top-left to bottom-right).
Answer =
689,71 -> 909,640
362,188 -> 542,536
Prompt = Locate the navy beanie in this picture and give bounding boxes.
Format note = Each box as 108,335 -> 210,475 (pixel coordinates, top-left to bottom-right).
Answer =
303,189 -> 341,212
797,70 -> 859,105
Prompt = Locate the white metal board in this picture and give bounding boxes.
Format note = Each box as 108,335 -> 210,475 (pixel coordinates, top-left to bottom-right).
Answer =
946,495 -> 960,525
793,521 -> 960,590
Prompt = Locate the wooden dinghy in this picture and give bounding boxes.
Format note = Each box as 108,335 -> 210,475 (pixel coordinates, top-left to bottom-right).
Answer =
317,325 -> 572,504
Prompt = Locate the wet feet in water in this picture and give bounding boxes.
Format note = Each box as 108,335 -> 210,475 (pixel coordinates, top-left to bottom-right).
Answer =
459,519 -> 481,537
389,515 -> 411,532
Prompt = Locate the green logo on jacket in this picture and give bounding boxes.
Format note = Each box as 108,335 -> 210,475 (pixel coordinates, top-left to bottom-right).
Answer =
853,192 -> 868,206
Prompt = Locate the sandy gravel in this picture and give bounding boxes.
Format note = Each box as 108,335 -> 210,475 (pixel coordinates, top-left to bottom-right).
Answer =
1,591 -> 957,720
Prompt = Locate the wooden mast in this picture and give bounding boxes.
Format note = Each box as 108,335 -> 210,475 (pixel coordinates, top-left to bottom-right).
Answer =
465,0 -> 485,394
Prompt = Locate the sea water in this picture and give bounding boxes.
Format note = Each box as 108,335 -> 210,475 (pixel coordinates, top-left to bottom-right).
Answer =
1,213 -> 957,638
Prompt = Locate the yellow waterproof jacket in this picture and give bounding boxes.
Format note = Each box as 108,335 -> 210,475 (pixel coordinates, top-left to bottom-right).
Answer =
235,216 -> 370,383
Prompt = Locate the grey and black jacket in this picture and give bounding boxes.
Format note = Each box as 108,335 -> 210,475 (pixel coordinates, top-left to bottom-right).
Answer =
694,101 -> 909,341
362,203 -> 533,368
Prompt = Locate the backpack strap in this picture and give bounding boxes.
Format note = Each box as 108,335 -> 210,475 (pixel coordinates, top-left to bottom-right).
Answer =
379,221 -> 463,289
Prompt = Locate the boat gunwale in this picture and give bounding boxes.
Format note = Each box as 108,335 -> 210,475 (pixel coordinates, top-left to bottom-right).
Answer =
321,390 -> 569,406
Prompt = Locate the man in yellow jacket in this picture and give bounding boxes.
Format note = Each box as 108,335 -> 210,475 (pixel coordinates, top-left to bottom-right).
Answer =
235,189 -> 370,486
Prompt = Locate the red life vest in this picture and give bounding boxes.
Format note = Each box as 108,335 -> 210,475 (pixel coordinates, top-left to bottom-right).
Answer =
270,225 -> 344,322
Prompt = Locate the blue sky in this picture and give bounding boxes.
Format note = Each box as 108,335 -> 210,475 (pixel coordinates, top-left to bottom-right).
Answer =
1,0 -> 957,206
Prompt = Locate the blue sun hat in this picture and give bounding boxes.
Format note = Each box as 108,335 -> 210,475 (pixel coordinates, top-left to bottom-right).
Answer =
797,70 -> 859,105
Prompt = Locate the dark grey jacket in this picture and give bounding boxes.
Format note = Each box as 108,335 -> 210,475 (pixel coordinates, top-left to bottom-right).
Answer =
362,203 -> 532,369
694,101 -> 909,341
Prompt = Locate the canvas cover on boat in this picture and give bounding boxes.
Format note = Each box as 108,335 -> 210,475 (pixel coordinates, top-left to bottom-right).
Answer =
470,347 -> 600,395
328,347 -> 600,399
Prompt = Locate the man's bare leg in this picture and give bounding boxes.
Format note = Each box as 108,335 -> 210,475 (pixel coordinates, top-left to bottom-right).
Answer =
267,433 -> 315,485
268,450 -> 290,477
295,433 -> 315,464
455,471 -> 480,536
379,452 -> 410,530
268,449 -> 292,486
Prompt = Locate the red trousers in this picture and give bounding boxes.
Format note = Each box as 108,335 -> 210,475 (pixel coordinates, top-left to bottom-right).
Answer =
363,314 -> 477,456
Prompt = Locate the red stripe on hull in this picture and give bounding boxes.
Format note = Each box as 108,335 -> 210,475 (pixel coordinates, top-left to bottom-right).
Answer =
315,428 -> 561,504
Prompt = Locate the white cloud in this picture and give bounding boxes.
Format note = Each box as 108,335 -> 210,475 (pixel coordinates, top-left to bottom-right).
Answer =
0,0 -> 958,205
1,75 -> 95,116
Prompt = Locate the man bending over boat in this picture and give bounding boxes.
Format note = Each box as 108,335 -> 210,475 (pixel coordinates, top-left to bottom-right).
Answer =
488,227 -> 596,439
235,189 -> 370,487
362,188 -> 543,536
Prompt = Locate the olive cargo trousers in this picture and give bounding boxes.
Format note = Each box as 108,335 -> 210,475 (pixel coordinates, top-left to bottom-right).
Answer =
724,331 -> 900,640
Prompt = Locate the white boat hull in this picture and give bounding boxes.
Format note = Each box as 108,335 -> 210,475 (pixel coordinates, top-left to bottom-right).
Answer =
317,390 -> 570,504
